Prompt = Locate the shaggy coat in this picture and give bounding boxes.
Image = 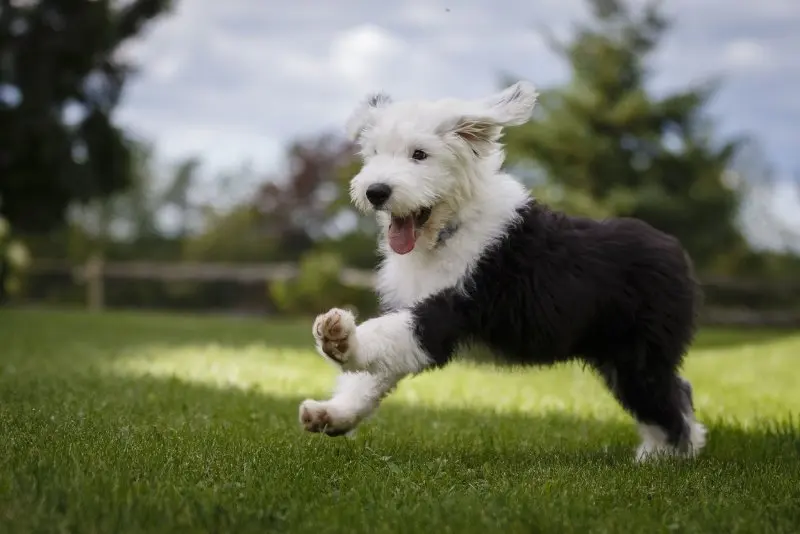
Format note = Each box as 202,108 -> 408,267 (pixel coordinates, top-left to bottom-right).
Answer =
412,200 -> 701,452
299,81 -> 707,461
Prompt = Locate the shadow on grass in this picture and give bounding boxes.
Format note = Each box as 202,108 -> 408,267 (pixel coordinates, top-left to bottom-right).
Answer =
3,369 -> 798,470
2,362 -> 800,533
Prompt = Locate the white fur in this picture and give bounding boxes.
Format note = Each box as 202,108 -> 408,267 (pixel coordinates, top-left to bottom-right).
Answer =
313,308 -> 432,375
299,372 -> 397,436
348,81 -> 537,219
301,81 -> 706,463
635,417 -> 708,463
376,171 -> 528,309
635,424 -> 671,462
301,82 -> 540,434
348,82 -> 537,309
302,308 -> 433,433
299,82 -> 710,463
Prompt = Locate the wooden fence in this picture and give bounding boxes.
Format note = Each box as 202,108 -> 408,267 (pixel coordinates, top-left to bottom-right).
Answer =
28,257 -> 376,312
26,257 -> 800,327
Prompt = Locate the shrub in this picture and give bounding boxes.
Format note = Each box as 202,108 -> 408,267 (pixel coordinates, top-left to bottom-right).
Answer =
0,216 -> 31,298
270,250 -> 378,317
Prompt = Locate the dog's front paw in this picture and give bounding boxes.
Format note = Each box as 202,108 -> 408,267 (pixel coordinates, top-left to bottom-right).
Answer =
312,308 -> 357,365
299,399 -> 358,437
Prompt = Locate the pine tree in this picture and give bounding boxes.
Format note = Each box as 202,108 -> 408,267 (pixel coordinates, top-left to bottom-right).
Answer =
504,0 -> 745,270
0,0 -> 172,233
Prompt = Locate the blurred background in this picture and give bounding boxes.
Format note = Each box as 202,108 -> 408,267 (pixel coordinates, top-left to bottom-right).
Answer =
1,0 -> 798,327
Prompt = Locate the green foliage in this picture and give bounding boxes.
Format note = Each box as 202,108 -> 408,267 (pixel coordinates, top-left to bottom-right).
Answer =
0,0 -> 173,233
0,216 -> 30,297
1,309 -> 800,533
504,0 -> 746,271
182,205 -> 290,263
270,250 -> 378,317
314,233 -> 381,271
179,133 -> 363,269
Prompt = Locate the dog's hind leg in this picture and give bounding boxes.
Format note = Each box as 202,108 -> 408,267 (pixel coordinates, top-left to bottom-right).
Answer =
595,354 -> 706,462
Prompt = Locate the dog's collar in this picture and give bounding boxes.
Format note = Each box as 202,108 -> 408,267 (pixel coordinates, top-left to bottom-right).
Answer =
435,220 -> 461,248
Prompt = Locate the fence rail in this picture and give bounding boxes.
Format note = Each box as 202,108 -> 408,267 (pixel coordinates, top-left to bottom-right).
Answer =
31,258 -> 375,286
26,258 -> 800,326
29,257 -> 377,312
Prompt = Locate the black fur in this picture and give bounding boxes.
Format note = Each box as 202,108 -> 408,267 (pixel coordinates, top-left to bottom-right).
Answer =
411,199 -> 701,449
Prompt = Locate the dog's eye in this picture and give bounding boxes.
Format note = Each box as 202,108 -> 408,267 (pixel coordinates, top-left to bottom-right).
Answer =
411,149 -> 427,161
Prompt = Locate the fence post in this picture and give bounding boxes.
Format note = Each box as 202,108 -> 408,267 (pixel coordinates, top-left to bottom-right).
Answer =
85,253 -> 105,312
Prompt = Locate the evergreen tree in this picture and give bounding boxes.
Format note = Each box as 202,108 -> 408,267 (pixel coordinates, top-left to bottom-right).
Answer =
504,0 -> 745,270
0,0 -> 172,233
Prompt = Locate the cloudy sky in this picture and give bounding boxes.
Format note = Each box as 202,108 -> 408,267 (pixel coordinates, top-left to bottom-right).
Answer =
115,0 -> 800,246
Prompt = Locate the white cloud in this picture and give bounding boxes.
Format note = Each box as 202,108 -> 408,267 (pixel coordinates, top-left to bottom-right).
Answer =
115,0 -> 584,176
724,40 -> 772,71
330,25 -> 404,85
113,0 -> 800,247
739,178 -> 800,252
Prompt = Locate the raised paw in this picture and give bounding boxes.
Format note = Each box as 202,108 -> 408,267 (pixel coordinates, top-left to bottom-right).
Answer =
299,399 -> 357,437
312,308 -> 357,365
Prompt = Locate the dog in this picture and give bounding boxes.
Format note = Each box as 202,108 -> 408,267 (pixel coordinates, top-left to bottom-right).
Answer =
299,81 -> 707,462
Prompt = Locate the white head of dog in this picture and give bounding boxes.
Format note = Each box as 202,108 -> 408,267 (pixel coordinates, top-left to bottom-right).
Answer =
345,81 -> 538,257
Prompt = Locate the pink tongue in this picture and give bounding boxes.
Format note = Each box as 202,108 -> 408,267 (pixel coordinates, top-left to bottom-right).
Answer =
389,216 -> 416,254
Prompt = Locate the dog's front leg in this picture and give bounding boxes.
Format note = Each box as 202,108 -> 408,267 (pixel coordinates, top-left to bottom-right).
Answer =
298,371 -> 398,436
299,308 -> 435,436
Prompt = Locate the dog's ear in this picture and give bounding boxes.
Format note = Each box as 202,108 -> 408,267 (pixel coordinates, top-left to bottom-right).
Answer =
446,117 -> 504,156
480,81 -> 538,127
442,81 -> 538,156
345,92 -> 392,142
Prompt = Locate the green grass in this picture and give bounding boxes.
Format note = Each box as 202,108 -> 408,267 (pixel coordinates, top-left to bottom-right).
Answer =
1,308 -> 799,533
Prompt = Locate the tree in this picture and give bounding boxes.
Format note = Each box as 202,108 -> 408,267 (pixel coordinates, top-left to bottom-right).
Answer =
67,139 -> 203,255
183,131 -> 382,269
0,215 -> 30,302
161,156 -> 201,240
504,0 -> 745,271
252,133 -> 363,261
0,0 -> 172,233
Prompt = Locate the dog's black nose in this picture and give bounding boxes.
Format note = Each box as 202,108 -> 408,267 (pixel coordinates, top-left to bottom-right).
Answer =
365,183 -> 392,207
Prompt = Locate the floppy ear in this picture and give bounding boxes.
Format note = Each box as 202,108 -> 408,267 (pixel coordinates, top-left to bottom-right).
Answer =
479,80 -> 539,126
445,117 -> 504,156
442,81 -> 538,155
345,92 -> 392,142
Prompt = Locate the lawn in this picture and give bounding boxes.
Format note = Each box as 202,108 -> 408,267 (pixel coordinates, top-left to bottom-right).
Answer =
1,308 -> 799,533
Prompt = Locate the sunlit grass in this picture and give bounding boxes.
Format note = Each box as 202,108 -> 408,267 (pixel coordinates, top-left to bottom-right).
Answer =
103,316 -> 800,422
1,308 -> 799,533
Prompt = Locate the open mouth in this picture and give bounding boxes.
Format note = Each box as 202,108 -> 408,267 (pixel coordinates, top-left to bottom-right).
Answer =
388,207 -> 432,255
